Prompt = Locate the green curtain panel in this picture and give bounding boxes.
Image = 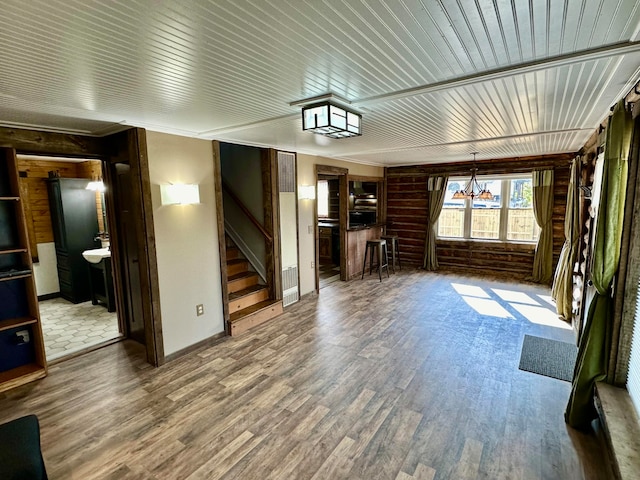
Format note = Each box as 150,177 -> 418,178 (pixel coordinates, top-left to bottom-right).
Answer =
565,99 -> 633,429
423,175 -> 448,271
551,157 -> 580,320
531,170 -> 554,283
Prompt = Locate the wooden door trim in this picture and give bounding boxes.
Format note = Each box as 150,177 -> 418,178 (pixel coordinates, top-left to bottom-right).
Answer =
264,149 -> 282,300
102,161 -> 128,338
212,141 -> 230,334
127,128 -> 164,366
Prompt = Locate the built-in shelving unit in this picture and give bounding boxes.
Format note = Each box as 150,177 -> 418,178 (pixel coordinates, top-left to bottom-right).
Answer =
0,147 -> 47,393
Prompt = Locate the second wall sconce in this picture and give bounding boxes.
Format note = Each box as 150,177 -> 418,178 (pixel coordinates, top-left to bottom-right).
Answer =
160,184 -> 200,205
298,185 -> 316,200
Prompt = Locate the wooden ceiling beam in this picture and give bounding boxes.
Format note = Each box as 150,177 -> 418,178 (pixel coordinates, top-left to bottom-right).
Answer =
0,126 -> 107,158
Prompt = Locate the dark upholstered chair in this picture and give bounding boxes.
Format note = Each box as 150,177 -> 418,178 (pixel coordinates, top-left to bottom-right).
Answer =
0,415 -> 48,480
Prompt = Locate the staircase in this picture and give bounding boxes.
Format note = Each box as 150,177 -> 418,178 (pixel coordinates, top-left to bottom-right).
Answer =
226,240 -> 282,336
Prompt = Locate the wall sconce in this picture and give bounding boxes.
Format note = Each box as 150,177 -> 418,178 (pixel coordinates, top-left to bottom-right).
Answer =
298,185 -> 316,200
160,184 -> 200,205
86,180 -> 105,192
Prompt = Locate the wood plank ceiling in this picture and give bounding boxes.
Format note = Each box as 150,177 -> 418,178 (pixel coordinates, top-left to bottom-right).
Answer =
1,0 -> 639,166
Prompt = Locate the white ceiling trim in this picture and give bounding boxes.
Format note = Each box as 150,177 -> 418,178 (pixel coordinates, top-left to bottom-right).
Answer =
331,128 -> 594,158
354,41 -> 640,105
198,113 -> 298,137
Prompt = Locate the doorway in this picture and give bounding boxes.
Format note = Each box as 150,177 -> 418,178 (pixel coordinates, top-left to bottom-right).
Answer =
315,165 -> 348,291
16,154 -> 122,361
0,125 -> 163,369
317,175 -> 341,288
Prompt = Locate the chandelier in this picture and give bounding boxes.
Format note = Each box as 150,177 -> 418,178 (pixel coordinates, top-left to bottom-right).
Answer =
451,153 -> 493,200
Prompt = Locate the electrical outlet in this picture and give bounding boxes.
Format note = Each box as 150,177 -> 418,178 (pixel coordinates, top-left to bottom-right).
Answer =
15,330 -> 30,344
308,225 -> 313,234
311,261 -> 315,268
196,304 -> 204,316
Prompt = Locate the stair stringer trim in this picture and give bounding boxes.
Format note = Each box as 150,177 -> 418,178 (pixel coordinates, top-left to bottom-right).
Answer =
225,220 -> 267,283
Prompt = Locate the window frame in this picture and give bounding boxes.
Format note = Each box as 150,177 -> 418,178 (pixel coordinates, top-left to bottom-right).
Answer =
438,173 -> 537,244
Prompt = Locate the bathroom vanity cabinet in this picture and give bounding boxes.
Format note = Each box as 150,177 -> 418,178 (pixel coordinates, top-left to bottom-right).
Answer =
47,177 -> 99,303
0,148 -> 47,393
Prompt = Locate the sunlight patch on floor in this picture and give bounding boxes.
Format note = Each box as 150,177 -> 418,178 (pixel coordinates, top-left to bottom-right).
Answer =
452,283 -> 491,298
537,294 -> 556,306
510,304 -> 572,330
462,297 -> 514,318
491,288 -> 540,305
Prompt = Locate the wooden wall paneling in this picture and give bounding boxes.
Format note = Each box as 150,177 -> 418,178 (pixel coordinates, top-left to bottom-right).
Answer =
385,153 -> 574,279
17,158 -> 102,259
77,161 -> 105,232
385,172 -> 429,267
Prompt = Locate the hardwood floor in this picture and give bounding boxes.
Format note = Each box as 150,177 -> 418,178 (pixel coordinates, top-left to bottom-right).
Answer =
0,270 -> 612,479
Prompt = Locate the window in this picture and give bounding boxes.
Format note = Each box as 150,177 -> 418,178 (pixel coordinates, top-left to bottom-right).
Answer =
317,180 -> 329,218
471,179 -> 502,239
507,178 -> 538,241
438,175 -> 539,242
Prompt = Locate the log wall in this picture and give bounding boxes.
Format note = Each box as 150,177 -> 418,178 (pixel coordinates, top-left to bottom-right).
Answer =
385,153 -> 574,280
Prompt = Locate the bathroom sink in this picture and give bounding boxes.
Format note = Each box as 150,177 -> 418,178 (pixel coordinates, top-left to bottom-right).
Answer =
82,248 -> 111,264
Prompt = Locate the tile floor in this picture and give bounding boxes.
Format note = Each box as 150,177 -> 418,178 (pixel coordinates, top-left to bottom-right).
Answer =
39,297 -> 120,361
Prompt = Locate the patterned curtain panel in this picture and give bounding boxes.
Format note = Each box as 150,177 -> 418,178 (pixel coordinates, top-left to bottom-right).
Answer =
566,99 -> 633,429
551,157 -> 580,321
531,169 -> 554,283
423,175 -> 448,271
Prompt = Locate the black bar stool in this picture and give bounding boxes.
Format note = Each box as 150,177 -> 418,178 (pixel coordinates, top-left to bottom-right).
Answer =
361,239 -> 389,281
380,235 -> 401,273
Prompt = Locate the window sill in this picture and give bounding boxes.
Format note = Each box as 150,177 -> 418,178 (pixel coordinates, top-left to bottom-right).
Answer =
436,237 -> 536,250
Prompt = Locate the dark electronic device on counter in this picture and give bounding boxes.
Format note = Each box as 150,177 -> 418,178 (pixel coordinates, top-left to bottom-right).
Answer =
349,181 -> 378,226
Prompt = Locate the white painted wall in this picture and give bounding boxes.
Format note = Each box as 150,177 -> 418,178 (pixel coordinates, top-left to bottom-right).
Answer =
32,242 -> 59,296
296,154 -> 383,296
146,131 -> 224,356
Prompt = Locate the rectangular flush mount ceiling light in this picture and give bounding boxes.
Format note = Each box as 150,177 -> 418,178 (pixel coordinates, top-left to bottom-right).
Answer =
160,184 -> 200,205
302,101 -> 361,139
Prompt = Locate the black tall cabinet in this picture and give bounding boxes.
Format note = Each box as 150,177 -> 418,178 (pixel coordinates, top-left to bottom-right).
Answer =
47,177 -> 99,303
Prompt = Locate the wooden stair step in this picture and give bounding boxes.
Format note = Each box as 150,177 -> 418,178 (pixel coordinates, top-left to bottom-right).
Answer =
229,299 -> 283,336
226,246 -> 240,260
229,285 -> 269,312
227,258 -> 249,276
229,283 -> 267,300
228,271 -> 259,293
